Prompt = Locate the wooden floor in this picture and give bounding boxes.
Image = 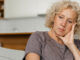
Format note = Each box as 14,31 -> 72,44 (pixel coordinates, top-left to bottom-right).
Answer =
0,32 -> 32,50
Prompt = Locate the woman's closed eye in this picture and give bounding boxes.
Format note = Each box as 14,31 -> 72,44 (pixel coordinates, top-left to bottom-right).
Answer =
67,20 -> 73,23
59,16 -> 64,19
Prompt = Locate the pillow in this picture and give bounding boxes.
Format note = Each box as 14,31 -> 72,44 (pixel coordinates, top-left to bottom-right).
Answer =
0,47 -> 25,60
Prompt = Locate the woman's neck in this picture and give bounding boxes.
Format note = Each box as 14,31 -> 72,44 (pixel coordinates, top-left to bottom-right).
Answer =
48,30 -> 64,45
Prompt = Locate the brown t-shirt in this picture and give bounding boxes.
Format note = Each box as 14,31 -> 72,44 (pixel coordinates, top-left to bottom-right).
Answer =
23,31 -> 80,60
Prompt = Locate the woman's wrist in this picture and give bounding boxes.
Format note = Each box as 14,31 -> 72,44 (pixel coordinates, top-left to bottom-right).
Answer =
66,42 -> 75,49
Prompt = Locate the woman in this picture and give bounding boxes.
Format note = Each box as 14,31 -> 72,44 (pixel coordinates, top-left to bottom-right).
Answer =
23,1 -> 80,60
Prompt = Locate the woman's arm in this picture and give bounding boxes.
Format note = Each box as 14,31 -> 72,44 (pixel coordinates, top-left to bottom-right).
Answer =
59,24 -> 80,60
67,43 -> 80,60
24,32 -> 42,60
26,53 -> 40,60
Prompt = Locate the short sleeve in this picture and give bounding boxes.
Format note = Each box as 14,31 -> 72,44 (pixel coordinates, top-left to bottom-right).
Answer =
23,32 -> 42,60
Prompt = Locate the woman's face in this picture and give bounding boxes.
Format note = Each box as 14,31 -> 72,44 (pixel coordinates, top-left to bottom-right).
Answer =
53,8 -> 77,36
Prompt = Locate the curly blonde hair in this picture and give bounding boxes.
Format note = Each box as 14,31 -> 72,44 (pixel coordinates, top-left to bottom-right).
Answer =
45,0 -> 80,35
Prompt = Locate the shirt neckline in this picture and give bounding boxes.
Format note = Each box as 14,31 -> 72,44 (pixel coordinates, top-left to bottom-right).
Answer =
45,31 -> 66,49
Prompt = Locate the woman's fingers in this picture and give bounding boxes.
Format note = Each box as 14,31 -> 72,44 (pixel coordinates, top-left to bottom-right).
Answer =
70,23 -> 76,38
71,23 -> 76,33
66,23 -> 76,38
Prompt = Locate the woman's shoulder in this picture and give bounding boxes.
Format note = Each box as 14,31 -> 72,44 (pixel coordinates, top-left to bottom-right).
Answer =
30,31 -> 48,41
32,31 -> 48,38
32,31 -> 47,35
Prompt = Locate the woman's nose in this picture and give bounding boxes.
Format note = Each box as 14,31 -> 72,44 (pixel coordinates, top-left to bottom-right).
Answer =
61,20 -> 67,27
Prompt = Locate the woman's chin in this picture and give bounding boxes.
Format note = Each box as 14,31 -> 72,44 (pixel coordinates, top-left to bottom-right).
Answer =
57,33 -> 65,37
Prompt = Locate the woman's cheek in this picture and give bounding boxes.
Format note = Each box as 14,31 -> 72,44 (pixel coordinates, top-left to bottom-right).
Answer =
66,25 -> 72,33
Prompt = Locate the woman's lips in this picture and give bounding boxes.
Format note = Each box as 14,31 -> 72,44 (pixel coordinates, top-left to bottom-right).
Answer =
59,28 -> 65,32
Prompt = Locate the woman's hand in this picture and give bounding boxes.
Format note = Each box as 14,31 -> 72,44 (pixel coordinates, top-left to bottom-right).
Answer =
58,23 -> 76,47
58,23 -> 80,60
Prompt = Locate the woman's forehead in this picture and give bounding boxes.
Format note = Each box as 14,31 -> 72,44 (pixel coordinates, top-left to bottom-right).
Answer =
57,8 -> 77,18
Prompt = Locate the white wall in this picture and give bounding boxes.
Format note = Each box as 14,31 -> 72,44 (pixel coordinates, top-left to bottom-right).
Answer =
5,0 -> 30,18
4,0 -> 60,18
